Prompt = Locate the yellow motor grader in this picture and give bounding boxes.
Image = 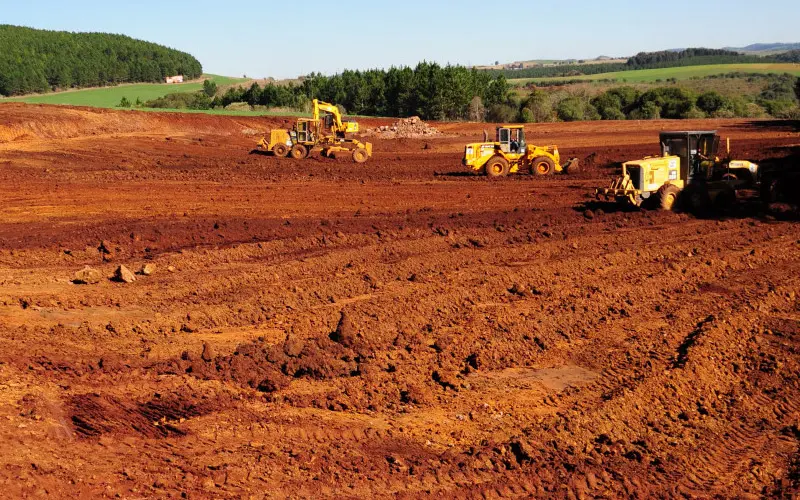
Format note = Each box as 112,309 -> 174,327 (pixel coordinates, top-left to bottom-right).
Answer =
595,130 -> 760,212
257,99 -> 372,163
462,125 -> 579,177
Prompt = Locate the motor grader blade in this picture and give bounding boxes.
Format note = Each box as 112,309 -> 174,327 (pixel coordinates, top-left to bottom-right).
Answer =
595,174 -> 641,206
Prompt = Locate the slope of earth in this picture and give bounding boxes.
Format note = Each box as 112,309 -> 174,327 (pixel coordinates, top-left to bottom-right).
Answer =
0,103 -> 798,498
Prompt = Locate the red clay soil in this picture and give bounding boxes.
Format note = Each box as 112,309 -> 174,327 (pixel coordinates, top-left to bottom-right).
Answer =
0,103 -> 799,498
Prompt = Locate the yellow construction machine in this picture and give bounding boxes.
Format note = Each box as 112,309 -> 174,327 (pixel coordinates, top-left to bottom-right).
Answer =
257,99 -> 373,163
595,131 -> 759,212
462,125 -> 578,177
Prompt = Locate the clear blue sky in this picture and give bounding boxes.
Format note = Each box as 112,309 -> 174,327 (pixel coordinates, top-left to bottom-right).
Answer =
4,0 -> 799,79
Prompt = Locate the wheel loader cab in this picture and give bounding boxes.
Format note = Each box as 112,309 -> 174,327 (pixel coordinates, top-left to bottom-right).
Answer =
497,126 -> 526,154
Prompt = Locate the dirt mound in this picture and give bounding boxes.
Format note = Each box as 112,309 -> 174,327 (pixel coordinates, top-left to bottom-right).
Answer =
364,116 -> 442,139
0,103 -> 286,143
68,391 -> 223,439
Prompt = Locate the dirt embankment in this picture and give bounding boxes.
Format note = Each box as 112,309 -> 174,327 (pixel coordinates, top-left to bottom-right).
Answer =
0,103 -> 798,498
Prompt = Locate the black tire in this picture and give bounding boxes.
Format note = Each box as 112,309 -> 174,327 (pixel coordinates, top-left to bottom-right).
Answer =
712,185 -> 736,213
761,176 -> 782,203
273,143 -> 289,157
656,184 -> 681,211
485,156 -> 510,178
352,148 -> 369,164
290,144 -> 308,160
681,184 -> 711,215
531,156 -> 555,176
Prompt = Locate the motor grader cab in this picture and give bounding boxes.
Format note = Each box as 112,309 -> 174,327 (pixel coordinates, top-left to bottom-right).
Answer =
256,99 -> 372,163
462,125 -> 578,177
595,131 -> 759,212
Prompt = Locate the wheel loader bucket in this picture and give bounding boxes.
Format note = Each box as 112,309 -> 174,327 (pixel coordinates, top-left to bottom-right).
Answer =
562,157 -> 579,174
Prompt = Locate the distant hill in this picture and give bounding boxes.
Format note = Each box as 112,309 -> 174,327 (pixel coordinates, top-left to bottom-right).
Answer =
0,25 -> 203,96
486,43 -> 800,73
724,43 -> 800,55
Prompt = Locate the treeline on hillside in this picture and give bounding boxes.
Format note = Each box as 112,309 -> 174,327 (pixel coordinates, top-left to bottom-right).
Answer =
776,50 -> 800,63
489,48 -> 774,79
215,63 -> 512,120
0,25 -> 202,96
507,74 -> 799,123
141,69 -> 800,123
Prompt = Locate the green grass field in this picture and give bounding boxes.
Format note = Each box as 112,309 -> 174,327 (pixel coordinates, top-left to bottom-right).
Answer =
510,63 -> 800,85
2,74 -> 248,108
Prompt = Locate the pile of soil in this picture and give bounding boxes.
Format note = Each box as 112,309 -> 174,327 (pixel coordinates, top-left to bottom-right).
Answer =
364,116 -> 442,139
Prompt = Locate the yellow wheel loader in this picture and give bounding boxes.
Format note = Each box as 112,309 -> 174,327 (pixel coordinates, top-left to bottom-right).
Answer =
257,99 -> 373,163
462,125 -> 578,177
595,131 -> 760,212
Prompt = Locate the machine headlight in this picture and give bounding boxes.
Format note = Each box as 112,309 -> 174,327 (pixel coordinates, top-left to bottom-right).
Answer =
749,163 -> 758,173
465,147 -> 474,156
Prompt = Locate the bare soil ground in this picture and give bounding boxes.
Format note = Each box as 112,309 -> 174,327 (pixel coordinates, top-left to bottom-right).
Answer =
0,103 -> 799,498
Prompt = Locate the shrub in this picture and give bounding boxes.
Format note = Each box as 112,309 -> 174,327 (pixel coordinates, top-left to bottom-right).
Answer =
696,91 -> 727,114
519,108 -> 534,123
468,96 -> 485,122
684,107 -> 706,119
202,79 -> 218,97
519,89 -> 556,123
744,103 -> 767,118
556,96 -> 598,122
144,91 -> 211,110
485,103 -> 517,123
634,87 -> 693,119
118,96 -> 131,108
775,106 -> 800,119
629,101 -> 661,120
711,108 -> 736,119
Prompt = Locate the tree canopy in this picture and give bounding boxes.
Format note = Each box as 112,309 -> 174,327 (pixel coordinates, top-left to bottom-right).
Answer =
0,25 -> 203,96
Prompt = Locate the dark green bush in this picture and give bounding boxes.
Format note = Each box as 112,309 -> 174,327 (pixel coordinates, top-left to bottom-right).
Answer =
696,91 -> 727,114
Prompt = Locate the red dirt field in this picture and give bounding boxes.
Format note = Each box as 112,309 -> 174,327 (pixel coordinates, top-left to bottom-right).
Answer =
0,103 -> 799,498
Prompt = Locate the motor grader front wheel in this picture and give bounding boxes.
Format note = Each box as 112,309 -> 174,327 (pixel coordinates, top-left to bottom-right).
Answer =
531,156 -> 555,176
485,156 -> 510,178
273,143 -> 289,157
352,148 -> 369,164
290,144 -> 308,159
656,184 -> 681,211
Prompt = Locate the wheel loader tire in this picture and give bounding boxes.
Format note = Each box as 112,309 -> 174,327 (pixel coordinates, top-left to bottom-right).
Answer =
485,156 -> 510,178
531,156 -> 555,176
656,184 -> 680,211
290,144 -> 308,160
273,143 -> 289,157
352,148 -> 369,164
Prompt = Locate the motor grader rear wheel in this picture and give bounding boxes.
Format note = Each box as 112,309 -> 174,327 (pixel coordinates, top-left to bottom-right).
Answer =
485,156 -> 510,178
352,148 -> 369,164
290,144 -> 308,160
273,143 -> 289,157
531,157 -> 555,176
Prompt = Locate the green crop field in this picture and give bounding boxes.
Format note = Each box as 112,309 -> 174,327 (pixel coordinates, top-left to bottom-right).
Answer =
2,74 -> 248,108
510,63 -> 800,85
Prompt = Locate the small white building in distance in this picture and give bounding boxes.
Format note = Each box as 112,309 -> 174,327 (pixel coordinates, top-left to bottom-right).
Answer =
165,75 -> 184,84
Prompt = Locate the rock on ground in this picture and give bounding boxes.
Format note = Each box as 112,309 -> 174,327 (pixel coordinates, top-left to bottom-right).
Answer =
114,265 -> 136,283
73,266 -> 103,284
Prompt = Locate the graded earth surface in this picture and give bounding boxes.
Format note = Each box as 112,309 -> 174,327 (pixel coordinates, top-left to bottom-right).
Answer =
0,103 -> 798,498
